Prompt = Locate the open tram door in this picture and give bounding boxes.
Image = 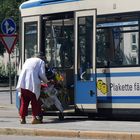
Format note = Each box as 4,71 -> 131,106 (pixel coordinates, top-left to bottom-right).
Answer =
75,9 -> 97,113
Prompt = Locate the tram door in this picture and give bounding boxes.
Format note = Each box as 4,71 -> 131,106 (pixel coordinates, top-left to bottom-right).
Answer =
75,9 -> 97,112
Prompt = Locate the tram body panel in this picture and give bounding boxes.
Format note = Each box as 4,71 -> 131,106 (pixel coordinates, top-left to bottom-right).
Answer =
19,0 -> 140,117
96,68 -> 140,115
20,0 -> 140,17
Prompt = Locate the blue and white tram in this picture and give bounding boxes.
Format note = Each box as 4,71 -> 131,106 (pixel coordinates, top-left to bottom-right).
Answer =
19,0 -> 140,118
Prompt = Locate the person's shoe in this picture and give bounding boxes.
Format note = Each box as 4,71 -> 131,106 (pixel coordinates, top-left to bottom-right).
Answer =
59,112 -> 64,120
31,118 -> 42,124
36,115 -> 43,122
20,118 -> 26,124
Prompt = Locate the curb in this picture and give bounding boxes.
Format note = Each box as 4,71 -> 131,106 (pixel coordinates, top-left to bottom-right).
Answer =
0,128 -> 140,140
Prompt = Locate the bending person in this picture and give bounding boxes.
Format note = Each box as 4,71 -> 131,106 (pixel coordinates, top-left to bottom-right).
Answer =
16,53 -> 48,124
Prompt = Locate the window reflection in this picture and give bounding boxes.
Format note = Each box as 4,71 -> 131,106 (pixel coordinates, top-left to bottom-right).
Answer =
96,22 -> 139,67
44,19 -> 74,68
24,22 -> 38,59
77,16 -> 93,81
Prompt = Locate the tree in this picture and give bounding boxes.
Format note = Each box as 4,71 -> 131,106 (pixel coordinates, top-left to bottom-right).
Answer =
0,0 -> 27,55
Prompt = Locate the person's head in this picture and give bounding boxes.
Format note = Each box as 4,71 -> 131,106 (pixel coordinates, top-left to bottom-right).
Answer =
35,52 -> 46,62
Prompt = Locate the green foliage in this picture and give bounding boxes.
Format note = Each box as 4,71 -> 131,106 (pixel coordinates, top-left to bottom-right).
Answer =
7,62 -> 17,77
0,63 -> 16,79
0,63 -> 7,78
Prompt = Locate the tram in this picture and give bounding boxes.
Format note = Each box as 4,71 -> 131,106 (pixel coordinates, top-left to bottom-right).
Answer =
19,0 -> 140,118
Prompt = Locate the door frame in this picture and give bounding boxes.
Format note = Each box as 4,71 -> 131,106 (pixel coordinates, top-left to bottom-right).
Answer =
21,16 -> 41,64
74,9 -> 97,111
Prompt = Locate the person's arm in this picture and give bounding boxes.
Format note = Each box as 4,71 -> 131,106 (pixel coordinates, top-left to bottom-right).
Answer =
38,61 -> 49,83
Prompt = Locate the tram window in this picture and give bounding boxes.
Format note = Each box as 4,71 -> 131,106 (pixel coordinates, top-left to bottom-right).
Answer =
96,21 -> 139,67
77,16 -> 93,81
44,18 -> 74,68
24,22 -> 38,59
131,34 -> 137,51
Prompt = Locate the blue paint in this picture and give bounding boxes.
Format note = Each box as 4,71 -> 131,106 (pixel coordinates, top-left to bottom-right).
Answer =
20,0 -> 80,9
96,72 -> 140,78
16,91 -> 20,110
75,79 -> 97,104
75,71 -> 140,105
98,96 -> 140,103
1,18 -> 16,35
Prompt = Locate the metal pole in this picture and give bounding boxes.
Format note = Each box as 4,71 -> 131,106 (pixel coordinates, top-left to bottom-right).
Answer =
15,47 -> 17,87
9,53 -> 12,104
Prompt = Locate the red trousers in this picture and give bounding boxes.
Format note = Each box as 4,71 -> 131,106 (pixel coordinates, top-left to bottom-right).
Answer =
19,88 -> 42,119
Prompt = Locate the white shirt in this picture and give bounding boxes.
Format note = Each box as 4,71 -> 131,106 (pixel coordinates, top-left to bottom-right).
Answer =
16,57 -> 48,99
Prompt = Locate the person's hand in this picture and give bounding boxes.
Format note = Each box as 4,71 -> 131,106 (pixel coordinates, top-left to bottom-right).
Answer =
18,92 -> 22,98
48,79 -> 55,84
